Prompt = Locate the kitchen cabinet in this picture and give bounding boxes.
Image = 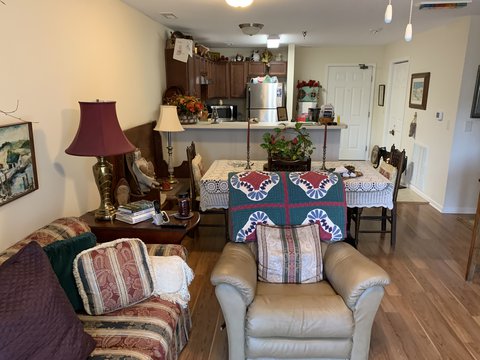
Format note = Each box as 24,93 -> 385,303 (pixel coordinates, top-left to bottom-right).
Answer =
229,62 -> 247,98
247,61 -> 287,77
165,49 -> 199,97
215,61 -> 229,98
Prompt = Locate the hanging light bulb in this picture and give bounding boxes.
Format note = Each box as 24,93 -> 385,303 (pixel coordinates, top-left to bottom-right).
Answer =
384,0 -> 393,24
404,0 -> 413,41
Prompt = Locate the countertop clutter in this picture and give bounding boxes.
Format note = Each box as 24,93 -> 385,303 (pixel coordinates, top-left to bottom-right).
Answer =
182,121 -> 348,130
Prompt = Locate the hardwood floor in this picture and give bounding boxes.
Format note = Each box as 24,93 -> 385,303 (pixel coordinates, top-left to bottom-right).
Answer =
179,204 -> 480,360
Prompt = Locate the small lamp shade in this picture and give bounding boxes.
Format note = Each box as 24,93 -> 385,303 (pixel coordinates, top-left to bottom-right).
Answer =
154,105 -> 185,133
66,101 -> 135,156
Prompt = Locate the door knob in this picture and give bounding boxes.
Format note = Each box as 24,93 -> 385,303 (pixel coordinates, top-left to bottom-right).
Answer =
389,129 -> 395,136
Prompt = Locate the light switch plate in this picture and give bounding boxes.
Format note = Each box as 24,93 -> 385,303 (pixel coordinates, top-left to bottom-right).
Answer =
435,111 -> 443,121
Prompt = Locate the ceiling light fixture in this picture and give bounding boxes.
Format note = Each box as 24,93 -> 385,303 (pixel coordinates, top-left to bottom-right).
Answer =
226,0 -> 253,7
384,0 -> 393,23
405,0 -> 413,41
267,35 -> 280,48
239,23 -> 264,36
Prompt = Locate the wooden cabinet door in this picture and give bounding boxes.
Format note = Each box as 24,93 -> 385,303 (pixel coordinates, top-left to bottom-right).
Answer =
248,62 -> 265,76
230,62 -> 247,98
165,49 -> 190,94
268,62 -> 287,77
215,62 -> 229,98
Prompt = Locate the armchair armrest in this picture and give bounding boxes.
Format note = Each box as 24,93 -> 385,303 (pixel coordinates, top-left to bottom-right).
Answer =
210,242 -> 257,305
324,242 -> 390,310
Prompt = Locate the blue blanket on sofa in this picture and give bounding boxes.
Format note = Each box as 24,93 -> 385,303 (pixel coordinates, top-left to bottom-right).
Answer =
228,171 -> 347,243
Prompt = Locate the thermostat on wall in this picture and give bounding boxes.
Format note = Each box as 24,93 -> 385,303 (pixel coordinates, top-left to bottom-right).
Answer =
435,111 -> 444,121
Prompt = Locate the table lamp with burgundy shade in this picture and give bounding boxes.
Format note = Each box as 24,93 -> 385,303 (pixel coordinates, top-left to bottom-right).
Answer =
65,101 -> 135,221
154,105 -> 184,184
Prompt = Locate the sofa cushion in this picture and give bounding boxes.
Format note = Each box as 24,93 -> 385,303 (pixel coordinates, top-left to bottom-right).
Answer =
43,232 -> 97,312
73,238 -> 154,315
229,171 -> 346,243
0,217 -> 90,266
247,293 -> 353,338
0,241 -> 95,359
256,223 -> 323,283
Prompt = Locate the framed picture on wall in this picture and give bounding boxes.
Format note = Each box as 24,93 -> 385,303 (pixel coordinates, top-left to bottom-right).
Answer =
409,72 -> 430,110
471,65 -> 480,118
0,122 -> 39,207
277,107 -> 288,122
378,84 -> 385,107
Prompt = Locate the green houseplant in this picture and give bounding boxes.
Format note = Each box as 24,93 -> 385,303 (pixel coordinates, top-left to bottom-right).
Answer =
261,123 -> 315,171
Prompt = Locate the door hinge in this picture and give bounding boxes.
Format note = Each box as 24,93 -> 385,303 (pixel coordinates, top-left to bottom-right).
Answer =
368,111 -> 370,117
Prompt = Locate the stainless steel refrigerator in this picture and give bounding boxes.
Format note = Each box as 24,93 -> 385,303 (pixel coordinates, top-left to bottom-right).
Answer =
247,82 -> 285,123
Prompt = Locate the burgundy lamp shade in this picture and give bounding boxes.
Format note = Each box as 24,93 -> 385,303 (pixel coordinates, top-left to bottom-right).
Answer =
65,101 -> 135,156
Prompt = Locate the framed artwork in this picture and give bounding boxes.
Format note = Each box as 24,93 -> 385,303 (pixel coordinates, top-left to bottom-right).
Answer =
409,72 -> 430,110
277,107 -> 288,122
378,84 -> 385,107
471,65 -> 480,118
0,122 -> 39,207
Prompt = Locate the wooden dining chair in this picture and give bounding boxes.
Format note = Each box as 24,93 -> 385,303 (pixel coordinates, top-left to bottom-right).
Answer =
186,142 -> 228,240
351,145 -> 406,249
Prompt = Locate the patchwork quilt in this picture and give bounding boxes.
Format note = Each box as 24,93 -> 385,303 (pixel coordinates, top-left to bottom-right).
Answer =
229,171 -> 347,243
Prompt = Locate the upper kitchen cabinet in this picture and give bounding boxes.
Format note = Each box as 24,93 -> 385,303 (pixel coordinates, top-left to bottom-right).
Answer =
230,62 -> 247,98
165,49 -> 199,97
215,61 -> 230,99
247,61 -> 287,77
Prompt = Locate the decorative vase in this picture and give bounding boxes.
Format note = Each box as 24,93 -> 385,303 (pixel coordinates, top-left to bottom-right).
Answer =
266,156 -> 311,171
179,114 -> 199,125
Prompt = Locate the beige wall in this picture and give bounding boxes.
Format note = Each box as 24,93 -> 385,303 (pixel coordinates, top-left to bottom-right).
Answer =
0,0 -> 168,251
381,17 -> 474,211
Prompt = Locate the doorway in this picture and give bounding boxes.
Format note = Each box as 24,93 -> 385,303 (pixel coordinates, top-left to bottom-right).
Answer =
384,60 -> 409,149
326,65 -> 374,160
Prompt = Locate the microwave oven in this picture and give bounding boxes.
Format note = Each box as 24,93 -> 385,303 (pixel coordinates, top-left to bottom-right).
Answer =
207,105 -> 238,122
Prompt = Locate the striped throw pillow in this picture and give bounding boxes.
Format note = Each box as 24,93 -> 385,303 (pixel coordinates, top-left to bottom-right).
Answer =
73,238 -> 154,315
257,223 -> 323,283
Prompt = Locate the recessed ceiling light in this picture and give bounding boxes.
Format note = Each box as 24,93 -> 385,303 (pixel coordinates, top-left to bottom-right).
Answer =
159,12 -> 177,20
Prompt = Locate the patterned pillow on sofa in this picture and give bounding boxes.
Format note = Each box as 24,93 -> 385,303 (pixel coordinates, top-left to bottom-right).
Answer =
73,238 -> 154,315
257,223 -> 323,283
229,171 -> 346,243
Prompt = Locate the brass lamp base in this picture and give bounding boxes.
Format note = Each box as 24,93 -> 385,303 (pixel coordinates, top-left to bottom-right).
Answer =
93,156 -> 116,221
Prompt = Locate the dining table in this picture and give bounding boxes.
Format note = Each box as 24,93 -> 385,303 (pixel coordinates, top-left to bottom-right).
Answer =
199,159 -> 394,211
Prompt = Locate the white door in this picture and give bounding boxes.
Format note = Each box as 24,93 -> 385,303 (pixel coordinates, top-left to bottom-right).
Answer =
327,65 -> 373,160
384,60 -> 409,149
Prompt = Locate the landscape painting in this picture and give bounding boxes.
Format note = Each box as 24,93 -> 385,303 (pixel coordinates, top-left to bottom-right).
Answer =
0,122 -> 38,206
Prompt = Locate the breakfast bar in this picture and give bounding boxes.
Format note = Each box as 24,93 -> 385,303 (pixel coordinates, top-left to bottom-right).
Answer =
170,121 -> 348,169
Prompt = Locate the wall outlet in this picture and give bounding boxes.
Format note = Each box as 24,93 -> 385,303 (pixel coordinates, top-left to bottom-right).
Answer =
435,111 -> 443,121
465,120 -> 473,132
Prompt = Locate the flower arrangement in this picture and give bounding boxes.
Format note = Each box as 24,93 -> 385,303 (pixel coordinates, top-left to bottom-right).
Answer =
296,79 -> 320,89
165,95 -> 204,116
260,123 -> 315,161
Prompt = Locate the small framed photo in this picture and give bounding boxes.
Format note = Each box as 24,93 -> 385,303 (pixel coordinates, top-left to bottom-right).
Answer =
471,65 -> 480,118
409,72 -> 430,110
0,122 -> 39,207
378,84 -> 385,107
277,107 -> 288,122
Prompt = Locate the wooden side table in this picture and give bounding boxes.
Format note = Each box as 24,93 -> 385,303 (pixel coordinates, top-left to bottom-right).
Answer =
80,210 -> 200,245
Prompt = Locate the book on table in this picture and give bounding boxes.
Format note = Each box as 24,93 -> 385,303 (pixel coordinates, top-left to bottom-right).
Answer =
117,200 -> 155,216
115,209 -> 155,224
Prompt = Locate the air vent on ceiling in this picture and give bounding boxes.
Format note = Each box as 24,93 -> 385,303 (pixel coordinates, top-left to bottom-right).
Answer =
419,0 -> 471,10
159,12 -> 177,19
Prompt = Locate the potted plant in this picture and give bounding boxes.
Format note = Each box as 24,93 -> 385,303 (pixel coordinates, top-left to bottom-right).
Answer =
165,95 -> 204,124
260,123 -> 315,171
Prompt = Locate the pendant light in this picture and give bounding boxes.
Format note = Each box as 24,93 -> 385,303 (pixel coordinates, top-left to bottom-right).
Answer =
384,0 -> 393,23
405,0 -> 413,42
225,0 -> 253,7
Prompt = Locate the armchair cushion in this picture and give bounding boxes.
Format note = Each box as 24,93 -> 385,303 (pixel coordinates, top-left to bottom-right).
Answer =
256,223 -> 323,283
73,238 -> 154,315
229,171 -> 346,243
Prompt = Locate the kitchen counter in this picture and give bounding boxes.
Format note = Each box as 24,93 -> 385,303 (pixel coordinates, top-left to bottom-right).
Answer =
182,121 -> 348,130
169,121 -> 348,169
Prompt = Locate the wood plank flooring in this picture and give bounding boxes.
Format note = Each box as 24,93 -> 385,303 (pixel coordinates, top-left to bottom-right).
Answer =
179,204 -> 480,360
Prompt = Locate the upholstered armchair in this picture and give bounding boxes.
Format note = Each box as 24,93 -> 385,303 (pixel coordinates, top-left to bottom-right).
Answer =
210,170 -> 390,360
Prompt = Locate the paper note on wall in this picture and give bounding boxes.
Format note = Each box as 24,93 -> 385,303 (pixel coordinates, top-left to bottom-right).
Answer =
173,39 -> 193,63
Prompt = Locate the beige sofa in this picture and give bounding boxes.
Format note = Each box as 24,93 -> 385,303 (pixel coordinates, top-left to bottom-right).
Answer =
212,241 -> 390,360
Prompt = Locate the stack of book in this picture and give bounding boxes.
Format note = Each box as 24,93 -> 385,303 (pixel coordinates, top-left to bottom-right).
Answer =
116,200 -> 155,224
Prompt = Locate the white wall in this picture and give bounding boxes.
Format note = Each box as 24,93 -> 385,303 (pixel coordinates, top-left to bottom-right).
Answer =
0,0 -> 168,251
381,17 -> 473,211
444,16 -> 480,213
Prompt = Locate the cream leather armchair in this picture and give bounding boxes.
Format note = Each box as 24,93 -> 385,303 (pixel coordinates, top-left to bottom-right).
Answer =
211,241 -> 390,360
